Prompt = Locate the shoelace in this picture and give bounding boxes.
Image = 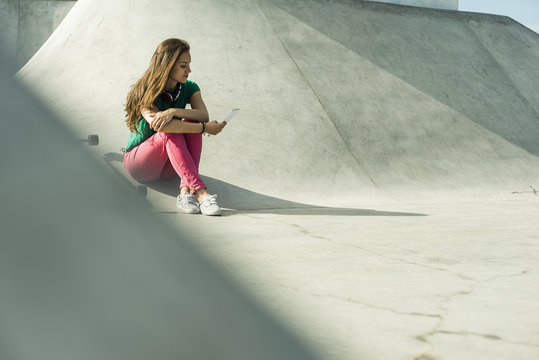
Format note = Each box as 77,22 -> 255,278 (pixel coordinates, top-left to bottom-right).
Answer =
202,195 -> 218,206
180,194 -> 198,205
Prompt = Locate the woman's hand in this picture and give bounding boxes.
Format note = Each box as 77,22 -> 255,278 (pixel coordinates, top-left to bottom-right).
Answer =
150,109 -> 174,131
204,120 -> 226,135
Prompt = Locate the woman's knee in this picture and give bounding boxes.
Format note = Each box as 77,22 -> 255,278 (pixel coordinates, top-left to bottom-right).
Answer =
155,131 -> 180,140
157,132 -> 187,144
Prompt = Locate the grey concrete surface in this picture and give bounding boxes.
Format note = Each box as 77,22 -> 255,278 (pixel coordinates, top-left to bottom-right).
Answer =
0,0 -> 75,70
165,200 -> 539,360
0,0 -> 19,63
13,0 -> 539,359
366,0 -> 458,11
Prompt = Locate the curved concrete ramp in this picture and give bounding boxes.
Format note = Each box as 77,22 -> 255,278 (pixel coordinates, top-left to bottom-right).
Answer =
18,0 -> 539,208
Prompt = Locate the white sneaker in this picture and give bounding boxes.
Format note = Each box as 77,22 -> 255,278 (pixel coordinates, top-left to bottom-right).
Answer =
199,194 -> 222,216
176,193 -> 200,214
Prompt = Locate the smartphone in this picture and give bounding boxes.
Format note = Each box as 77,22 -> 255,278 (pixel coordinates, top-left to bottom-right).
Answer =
221,108 -> 240,124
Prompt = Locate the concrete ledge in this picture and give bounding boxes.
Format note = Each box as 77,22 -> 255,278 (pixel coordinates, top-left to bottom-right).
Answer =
366,0 -> 458,11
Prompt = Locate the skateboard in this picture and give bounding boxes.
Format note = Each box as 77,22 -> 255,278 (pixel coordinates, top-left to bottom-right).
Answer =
82,134 -> 147,197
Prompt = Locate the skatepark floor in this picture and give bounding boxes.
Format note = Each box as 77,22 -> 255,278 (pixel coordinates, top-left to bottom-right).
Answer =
159,198 -> 539,360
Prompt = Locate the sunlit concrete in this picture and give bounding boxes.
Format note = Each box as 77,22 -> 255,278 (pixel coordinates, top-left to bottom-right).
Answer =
14,0 -> 539,359
164,200 -> 539,360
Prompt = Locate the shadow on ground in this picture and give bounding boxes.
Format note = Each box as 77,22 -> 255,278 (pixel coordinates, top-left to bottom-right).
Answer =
147,175 -> 426,217
105,152 -> 425,216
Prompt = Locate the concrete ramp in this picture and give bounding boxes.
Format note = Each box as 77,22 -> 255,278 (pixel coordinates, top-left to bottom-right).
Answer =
17,0 -> 539,208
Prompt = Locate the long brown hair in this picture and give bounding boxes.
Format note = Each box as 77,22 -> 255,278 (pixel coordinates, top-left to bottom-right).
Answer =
125,38 -> 190,133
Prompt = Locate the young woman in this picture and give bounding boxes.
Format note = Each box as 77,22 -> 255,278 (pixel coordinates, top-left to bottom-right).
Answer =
123,38 -> 226,215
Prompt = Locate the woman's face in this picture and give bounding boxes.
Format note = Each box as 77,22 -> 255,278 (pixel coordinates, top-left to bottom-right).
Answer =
169,51 -> 192,84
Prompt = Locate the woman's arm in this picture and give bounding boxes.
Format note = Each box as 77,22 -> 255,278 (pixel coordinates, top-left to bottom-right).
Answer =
140,92 -> 225,135
147,90 -> 209,131
160,118 -> 225,135
175,90 -> 209,123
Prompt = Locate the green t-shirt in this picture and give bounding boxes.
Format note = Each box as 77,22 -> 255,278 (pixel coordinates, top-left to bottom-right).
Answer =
125,80 -> 201,152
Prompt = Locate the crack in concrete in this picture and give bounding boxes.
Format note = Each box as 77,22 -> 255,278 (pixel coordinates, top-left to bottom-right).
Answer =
257,278 -> 443,320
512,185 -> 538,196
437,330 -> 502,340
345,296 -> 442,320
240,214 -> 537,349
240,216 -> 468,318
284,222 -> 477,282
430,330 -> 539,348
243,215 -> 531,289
417,268 -> 535,350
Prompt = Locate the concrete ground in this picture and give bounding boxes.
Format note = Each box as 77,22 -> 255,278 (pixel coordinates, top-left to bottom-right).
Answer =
13,0 -> 539,359
161,200 -> 539,360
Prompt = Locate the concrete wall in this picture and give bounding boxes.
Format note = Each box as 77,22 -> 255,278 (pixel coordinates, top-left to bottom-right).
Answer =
0,0 -> 76,70
0,0 -> 459,71
366,0 -> 458,11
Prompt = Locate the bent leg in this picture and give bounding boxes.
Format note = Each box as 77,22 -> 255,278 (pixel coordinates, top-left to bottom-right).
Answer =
182,119 -> 203,168
165,133 -> 206,192
124,132 -> 206,192
181,132 -> 203,190
123,133 -> 172,182
159,160 -> 178,180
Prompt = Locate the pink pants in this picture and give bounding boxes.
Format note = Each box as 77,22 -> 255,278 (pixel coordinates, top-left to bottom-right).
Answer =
123,131 -> 206,193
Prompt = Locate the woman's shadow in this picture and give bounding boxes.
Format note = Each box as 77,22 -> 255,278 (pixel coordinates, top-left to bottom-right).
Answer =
105,152 -> 425,217
148,174 -> 425,217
